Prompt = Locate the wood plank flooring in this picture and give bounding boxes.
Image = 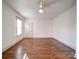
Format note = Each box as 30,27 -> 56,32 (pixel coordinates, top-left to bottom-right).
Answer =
2,38 -> 75,59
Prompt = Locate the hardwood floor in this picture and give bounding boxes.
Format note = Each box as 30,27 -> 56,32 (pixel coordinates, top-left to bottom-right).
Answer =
2,38 -> 75,59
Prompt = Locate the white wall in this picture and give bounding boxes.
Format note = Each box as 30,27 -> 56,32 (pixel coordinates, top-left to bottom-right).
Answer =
2,1 -> 25,51
51,5 -> 76,50
25,19 -> 52,38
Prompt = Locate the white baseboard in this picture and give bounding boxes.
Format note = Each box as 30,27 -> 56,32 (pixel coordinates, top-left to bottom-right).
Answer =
52,37 -> 75,50
2,38 -> 23,52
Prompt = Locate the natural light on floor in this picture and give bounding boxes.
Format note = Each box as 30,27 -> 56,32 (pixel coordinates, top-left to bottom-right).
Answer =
22,53 -> 29,59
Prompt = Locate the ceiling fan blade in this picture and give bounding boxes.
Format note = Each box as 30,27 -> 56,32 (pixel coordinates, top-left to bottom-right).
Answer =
43,0 -> 61,8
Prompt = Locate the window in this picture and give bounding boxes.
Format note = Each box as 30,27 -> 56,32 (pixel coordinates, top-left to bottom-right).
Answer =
16,17 -> 22,36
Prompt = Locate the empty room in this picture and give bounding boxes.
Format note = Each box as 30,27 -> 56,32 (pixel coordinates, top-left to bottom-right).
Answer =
2,0 -> 76,59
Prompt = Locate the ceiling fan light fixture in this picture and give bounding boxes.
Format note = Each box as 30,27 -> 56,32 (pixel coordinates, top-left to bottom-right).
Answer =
38,8 -> 44,13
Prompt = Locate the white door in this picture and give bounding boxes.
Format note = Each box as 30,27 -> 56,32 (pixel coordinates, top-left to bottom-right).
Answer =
25,23 -> 33,37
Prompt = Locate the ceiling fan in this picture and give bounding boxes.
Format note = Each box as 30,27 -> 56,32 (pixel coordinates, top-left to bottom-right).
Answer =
38,0 -> 60,13
38,0 -> 44,13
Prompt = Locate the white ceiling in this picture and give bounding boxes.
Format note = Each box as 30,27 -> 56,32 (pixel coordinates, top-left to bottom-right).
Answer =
3,0 -> 76,19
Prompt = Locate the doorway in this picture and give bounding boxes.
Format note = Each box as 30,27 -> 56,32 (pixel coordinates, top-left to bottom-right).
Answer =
25,23 -> 33,38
